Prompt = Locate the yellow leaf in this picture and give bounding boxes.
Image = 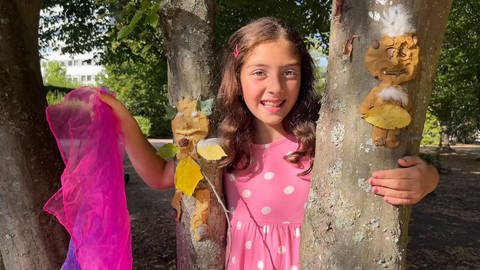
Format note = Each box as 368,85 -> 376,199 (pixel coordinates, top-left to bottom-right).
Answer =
364,104 -> 411,129
174,157 -> 203,196
197,138 -> 227,161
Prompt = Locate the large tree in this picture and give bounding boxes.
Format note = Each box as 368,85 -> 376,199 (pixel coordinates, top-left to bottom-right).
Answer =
0,1 -> 68,269
300,1 -> 452,269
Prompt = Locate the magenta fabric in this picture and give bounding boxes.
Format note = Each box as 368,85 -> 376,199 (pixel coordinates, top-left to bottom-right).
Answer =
224,135 -> 311,270
44,87 -> 132,270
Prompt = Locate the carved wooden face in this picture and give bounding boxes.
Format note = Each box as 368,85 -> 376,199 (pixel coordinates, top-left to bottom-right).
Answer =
365,34 -> 419,84
171,98 -> 209,158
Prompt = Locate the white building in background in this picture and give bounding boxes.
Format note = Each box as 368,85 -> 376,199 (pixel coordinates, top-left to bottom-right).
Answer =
41,51 -> 105,86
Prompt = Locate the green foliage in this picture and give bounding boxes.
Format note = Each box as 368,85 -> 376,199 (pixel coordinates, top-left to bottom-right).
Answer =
43,61 -> 68,87
421,111 -> 440,146
96,0 -> 170,137
430,0 -> 480,143
40,0 -> 115,54
307,37 -> 328,96
216,0 -> 331,48
42,61 -> 81,89
156,143 -> 178,160
46,90 -> 66,105
98,58 -> 171,138
199,98 -> 214,116
134,115 -> 152,137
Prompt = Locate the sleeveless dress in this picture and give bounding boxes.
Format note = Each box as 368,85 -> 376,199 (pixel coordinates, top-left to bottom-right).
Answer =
224,135 -> 311,270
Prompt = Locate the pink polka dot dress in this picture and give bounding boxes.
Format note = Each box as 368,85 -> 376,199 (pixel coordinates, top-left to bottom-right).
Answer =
224,135 -> 311,270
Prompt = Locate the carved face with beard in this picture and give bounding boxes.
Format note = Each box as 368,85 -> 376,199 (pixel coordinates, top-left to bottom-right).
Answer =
365,33 -> 419,85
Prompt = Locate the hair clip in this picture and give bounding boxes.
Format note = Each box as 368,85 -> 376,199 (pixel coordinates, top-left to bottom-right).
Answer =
233,45 -> 239,58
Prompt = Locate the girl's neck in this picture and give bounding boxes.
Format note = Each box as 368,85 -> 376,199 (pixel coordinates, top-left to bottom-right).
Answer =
253,122 -> 289,144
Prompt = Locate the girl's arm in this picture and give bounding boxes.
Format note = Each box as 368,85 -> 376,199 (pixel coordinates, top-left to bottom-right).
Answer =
99,93 -> 174,189
368,156 -> 439,205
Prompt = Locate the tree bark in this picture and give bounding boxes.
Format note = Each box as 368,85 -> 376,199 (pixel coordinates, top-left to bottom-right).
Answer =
159,1 -> 226,269
300,1 -> 452,269
0,1 -> 69,269
160,0 -> 218,105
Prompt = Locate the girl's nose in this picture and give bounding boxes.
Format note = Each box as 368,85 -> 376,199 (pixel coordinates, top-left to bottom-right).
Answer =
267,74 -> 283,94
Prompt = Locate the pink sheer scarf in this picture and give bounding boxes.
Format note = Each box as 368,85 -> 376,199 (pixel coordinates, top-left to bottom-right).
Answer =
44,87 -> 132,270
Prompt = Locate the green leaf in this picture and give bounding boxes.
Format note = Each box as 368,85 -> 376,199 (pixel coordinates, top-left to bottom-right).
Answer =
156,143 -> 178,160
146,4 -> 160,28
117,10 -> 144,40
164,104 -> 177,120
199,98 -> 214,116
141,44 -> 152,55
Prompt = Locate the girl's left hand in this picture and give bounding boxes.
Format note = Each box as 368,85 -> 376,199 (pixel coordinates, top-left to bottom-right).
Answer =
369,156 -> 439,205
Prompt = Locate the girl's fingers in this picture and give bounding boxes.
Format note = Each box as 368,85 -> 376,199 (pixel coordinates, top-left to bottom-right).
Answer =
98,93 -> 118,107
369,177 -> 416,191
371,167 -> 413,180
98,93 -> 131,120
372,185 -> 421,205
397,155 -> 423,167
383,196 -> 416,206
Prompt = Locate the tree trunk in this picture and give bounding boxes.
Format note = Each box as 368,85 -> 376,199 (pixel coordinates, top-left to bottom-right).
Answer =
0,253 -> 4,270
0,1 -> 69,269
300,1 -> 452,269
159,1 -> 226,269
439,123 -> 454,152
160,0 -> 218,105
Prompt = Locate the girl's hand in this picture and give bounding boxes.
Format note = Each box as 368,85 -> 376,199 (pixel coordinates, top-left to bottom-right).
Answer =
98,93 -> 132,122
369,156 -> 439,205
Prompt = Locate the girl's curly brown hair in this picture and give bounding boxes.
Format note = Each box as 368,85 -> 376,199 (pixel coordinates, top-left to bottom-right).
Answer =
216,17 -> 320,175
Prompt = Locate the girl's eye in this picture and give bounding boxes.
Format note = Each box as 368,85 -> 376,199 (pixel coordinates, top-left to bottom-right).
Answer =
251,70 -> 266,77
284,69 -> 298,78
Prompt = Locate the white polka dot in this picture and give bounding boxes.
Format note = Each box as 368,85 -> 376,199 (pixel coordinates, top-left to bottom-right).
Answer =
283,186 -> 295,195
278,245 -> 287,254
229,207 -> 235,215
257,260 -> 265,269
245,240 -> 253,249
227,174 -> 236,181
231,256 -> 236,264
282,221 -> 291,224
295,227 -> 301,237
263,172 -> 275,180
242,189 -> 252,198
290,266 -> 298,270
263,225 -> 270,234
236,221 -> 242,230
261,206 -> 272,215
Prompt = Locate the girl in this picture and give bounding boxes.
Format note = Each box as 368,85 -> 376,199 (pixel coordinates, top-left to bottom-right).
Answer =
100,17 -> 438,270
215,17 -> 438,269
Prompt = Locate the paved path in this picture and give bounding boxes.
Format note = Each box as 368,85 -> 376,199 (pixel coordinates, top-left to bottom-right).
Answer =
125,139 -> 176,269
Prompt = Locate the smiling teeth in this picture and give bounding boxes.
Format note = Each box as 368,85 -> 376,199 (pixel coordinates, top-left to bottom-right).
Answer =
262,101 -> 283,107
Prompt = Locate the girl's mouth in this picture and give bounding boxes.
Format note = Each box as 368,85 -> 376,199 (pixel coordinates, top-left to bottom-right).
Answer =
261,100 -> 285,108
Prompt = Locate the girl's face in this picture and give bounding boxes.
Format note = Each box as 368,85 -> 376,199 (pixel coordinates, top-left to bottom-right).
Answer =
240,39 -> 301,135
